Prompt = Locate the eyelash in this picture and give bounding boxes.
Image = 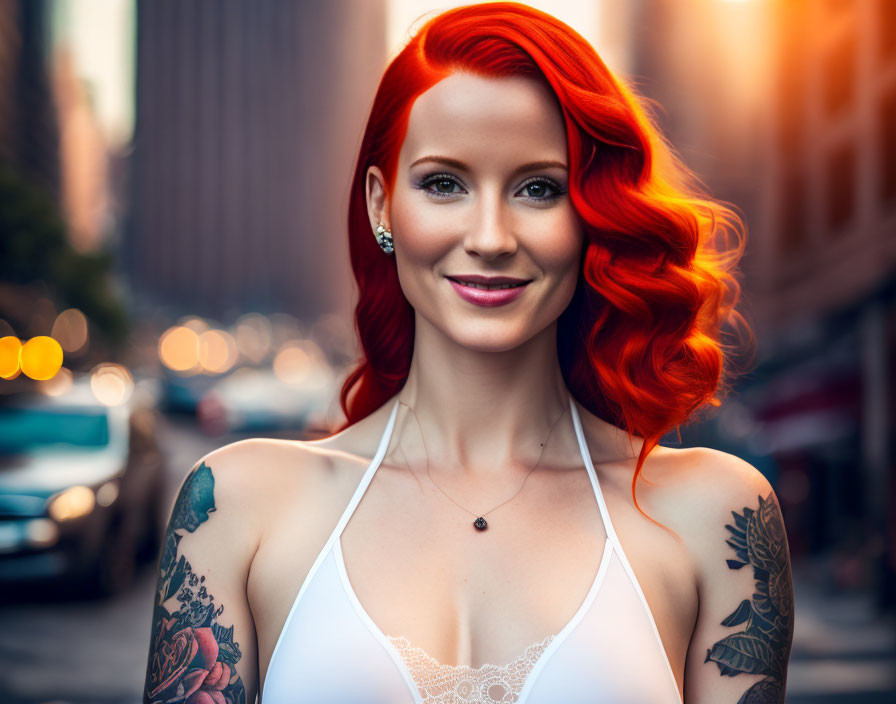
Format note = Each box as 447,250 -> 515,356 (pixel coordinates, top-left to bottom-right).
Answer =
416,172 -> 566,202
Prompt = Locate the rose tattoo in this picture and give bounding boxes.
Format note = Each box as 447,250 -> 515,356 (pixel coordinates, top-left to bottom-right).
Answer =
144,463 -> 246,704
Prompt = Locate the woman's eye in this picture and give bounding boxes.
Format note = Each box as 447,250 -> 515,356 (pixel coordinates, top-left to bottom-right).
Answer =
433,179 -> 460,194
518,178 -> 563,201
419,174 -> 464,198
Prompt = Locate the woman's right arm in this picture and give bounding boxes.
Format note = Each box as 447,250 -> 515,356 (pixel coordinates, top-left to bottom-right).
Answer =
143,447 -> 262,704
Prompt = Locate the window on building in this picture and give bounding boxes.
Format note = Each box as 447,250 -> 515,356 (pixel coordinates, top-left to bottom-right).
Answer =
881,87 -> 896,204
823,32 -> 856,117
826,140 -> 856,232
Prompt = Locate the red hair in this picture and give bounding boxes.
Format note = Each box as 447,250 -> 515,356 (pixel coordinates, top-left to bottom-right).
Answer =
337,2 -> 749,525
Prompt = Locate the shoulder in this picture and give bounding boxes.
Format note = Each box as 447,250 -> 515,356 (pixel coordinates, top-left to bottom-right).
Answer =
192,436 -> 340,494
651,444 -> 772,494
657,447 -> 793,702
646,445 -> 774,518
648,446 -> 781,573
171,438 -> 341,549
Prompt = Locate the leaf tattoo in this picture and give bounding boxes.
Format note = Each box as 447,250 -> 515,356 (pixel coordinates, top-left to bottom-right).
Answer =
144,463 -> 247,704
704,492 -> 793,704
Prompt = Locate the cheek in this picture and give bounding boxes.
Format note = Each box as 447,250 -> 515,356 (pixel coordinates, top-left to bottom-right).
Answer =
390,194 -> 458,262
530,210 -> 583,278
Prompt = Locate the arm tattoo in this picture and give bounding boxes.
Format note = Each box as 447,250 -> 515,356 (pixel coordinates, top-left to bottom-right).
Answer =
144,462 -> 247,704
704,492 -> 794,704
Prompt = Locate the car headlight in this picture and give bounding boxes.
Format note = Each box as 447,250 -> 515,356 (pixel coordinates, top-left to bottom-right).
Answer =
47,485 -> 96,522
25,519 -> 59,547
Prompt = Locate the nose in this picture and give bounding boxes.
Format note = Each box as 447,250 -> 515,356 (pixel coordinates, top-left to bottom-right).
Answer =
462,187 -> 518,260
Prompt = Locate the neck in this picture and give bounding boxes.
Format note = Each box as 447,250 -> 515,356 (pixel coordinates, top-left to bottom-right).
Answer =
395,315 -> 573,479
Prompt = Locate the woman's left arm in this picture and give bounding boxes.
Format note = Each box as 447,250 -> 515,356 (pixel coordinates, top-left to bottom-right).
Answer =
682,453 -> 795,703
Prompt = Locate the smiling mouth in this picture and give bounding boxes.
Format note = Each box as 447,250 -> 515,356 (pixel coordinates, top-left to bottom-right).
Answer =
446,276 -> 532,290
448,279 -> 527,290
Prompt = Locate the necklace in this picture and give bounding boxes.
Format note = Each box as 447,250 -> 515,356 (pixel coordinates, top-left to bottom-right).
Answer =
396,399 -> 568,532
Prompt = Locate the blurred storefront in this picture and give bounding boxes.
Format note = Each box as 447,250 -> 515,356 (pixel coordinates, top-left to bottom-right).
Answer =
752,0 -> 895,609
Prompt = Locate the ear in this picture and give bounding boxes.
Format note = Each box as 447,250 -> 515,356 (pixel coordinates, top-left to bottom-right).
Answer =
365,166 -> 390,233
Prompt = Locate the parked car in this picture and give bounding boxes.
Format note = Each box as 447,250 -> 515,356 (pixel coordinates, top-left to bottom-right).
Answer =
196,366 -> 336,435
0,379 -> 166,596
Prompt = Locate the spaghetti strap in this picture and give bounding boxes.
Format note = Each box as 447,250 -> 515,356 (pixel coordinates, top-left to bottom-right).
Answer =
568,394 -> 682,703
262,396 -> 402,701
567,394 -> 623,552
332,397 -> 401,541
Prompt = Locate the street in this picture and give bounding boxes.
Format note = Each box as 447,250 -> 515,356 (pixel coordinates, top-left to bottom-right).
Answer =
0,419 -> 894,704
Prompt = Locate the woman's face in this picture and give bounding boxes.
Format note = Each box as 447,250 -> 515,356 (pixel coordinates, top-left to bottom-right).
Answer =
367,71 -> 583,353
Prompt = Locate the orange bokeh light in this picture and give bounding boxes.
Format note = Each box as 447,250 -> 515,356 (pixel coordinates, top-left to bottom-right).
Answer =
19,336 -> 64,380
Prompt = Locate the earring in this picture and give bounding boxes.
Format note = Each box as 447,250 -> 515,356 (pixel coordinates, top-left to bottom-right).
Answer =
374,223 -> 394,254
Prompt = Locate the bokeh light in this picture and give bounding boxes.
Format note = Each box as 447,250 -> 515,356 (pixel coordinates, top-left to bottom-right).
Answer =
47,485 -> 95,522
272,341 -> 311,385
89,362 -> 134,406
19,336 -> 64,380
234,313 -> 273,364
51,308 -> 89,353
38,366 -> 74,396
0,336 -> 22,378
158,325 -> 201,372
198,329 -> 238,374
272,338 -> 331,388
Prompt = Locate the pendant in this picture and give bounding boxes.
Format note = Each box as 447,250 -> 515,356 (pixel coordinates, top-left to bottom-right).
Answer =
473,517 -> 488,531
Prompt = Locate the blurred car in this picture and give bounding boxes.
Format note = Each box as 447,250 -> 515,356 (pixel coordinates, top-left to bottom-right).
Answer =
0,379 -> 166,596
160,368 -> 218,415
196,366 -> 337,435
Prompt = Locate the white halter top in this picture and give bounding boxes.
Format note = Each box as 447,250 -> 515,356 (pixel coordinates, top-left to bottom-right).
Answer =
261,395 -> 683,703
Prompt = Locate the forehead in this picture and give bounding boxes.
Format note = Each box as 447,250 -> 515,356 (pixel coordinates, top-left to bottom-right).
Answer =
399,72 -> 568,165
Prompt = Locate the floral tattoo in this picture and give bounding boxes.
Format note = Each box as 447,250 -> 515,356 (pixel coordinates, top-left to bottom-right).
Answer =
144,462 -> 247,704
704,492 -> 793,704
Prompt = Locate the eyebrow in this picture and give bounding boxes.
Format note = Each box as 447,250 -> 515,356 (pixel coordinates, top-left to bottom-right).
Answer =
409,155 -> 568,174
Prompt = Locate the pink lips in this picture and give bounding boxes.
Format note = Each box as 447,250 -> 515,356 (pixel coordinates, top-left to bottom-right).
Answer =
447,277 -> 530,306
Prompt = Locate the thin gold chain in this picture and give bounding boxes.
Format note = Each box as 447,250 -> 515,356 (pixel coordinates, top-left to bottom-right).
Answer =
396,399 -> 568,520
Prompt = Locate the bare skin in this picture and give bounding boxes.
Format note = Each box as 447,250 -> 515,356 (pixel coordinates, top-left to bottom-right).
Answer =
201,402 -> 785,702
144,72 -> 792,704
247,398 -> 700,691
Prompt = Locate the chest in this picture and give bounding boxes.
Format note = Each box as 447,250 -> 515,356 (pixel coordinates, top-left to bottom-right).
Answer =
250,462 -> 697,696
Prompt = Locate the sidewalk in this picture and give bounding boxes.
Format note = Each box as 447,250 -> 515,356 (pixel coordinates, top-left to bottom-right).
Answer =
786,559 -> 896,703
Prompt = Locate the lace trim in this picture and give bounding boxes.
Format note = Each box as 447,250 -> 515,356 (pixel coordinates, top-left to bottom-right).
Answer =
386,633 -> 555,703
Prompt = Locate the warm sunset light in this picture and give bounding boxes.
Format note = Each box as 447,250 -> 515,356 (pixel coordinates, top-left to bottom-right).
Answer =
19,336 -> 64,381
386,1 -> 599,62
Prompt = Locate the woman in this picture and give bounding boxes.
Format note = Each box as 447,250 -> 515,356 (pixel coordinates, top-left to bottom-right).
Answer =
143,3 -> 793,703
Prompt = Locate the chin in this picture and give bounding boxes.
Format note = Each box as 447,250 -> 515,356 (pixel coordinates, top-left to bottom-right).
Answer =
446,316 -> 545,353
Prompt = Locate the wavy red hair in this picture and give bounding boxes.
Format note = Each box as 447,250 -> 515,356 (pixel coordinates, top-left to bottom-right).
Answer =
337,2 -> 749,525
